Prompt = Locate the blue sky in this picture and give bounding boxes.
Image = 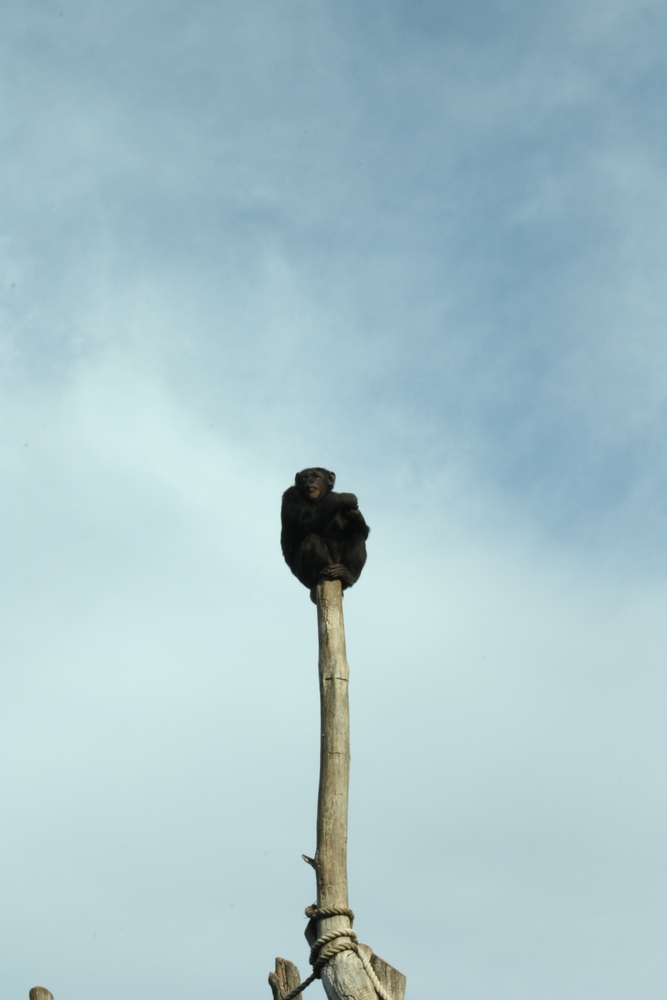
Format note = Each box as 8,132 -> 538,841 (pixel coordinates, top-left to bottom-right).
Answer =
1,2 -> 666,998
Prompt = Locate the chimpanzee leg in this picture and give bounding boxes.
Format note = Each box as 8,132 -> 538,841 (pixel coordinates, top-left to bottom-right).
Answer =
293,533 -> 333,589
339,533 -> 367,588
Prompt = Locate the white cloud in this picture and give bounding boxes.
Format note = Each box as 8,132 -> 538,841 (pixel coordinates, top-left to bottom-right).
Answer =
1,1 -> 666,997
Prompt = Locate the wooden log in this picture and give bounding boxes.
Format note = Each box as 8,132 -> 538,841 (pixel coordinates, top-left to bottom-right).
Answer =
29,990 -> 54,1000
268,578 -> 406,1000
269,958 -> 302,1000
315,578 -> 351,909
370,952 -> 406,1000
314,579 -> 381,1000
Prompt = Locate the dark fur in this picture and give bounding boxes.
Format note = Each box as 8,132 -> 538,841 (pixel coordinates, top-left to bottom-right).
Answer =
281,467 -> 369,593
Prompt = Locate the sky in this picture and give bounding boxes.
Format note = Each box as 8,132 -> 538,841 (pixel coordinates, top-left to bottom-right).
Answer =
1,1 -> 666,998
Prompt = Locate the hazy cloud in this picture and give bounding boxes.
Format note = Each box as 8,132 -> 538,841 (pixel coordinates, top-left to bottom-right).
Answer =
1,2 -> 666,998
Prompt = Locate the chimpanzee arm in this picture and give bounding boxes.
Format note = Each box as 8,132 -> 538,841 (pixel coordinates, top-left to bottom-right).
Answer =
282,490 -> 357,536
343,506 -> 370,540
280,487 -> 335,565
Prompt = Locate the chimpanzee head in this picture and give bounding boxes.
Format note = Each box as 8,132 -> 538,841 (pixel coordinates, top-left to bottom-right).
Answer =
295,467 -> 336,502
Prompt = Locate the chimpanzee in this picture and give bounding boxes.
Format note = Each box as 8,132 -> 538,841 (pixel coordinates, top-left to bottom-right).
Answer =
281,468 -> 369,599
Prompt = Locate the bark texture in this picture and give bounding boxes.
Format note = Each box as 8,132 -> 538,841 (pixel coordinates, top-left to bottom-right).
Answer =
269,958 -> 302,1000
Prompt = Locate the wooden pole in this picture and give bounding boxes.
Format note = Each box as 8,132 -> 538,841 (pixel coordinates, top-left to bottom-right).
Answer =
269,579 -> 405,1000
315,577 -> 351,911
314,579 -> 375,1000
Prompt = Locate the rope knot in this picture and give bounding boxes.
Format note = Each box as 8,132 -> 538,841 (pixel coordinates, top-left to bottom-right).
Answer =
304,905 -> 357,977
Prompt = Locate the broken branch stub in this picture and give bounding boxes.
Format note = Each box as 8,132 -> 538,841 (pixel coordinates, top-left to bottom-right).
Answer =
269,959 -> 302,1000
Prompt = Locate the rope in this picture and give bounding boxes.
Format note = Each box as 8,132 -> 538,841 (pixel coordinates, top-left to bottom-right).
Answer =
280,972 -> 317,1000
279,906 -> 394,1000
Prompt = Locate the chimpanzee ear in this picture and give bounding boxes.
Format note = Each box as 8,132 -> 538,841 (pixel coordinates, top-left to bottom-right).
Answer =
328,471 -> 336,487
295,471 -> 303,487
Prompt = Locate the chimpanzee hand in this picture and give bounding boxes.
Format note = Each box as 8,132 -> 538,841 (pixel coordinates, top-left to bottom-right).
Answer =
336,492 -> 359,510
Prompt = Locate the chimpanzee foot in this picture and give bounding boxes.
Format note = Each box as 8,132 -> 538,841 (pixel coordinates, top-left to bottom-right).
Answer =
321,563 -> 357,587
321,563 -> 345,579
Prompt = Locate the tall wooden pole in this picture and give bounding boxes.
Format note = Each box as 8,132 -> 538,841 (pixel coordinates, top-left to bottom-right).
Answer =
314,579 -> 375,1000
316,577 -> 350,911
269,579 -> 405,1000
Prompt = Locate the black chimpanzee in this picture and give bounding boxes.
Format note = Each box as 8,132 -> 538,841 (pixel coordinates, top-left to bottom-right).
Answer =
281,468 -> 369,599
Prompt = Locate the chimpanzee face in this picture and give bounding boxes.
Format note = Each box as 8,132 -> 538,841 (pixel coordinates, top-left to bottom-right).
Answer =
296,467 -> 336,502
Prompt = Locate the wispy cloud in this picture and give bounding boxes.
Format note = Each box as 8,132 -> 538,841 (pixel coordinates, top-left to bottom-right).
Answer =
1,2 -> 666,997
